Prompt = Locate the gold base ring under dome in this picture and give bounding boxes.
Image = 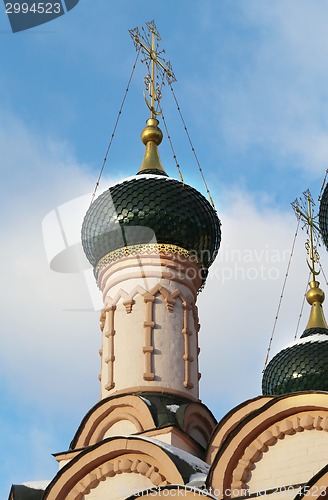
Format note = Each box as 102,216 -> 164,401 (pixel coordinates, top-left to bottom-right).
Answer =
96,243 -> 201,270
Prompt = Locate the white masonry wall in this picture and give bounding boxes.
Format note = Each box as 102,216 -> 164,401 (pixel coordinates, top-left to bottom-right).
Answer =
97,254 -> 202,401
83,473 -> 154,500
247,429 -> 328,498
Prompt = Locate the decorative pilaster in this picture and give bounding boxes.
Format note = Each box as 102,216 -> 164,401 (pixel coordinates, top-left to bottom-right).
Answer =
182,304 -> 194,389
103,305 -> 116,392
143,295 -> 155,381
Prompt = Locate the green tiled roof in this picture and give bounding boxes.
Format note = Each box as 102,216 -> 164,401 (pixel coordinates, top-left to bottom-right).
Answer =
262,334 -> 328,395
82,175 -> 221,274
8,485 -> 44,500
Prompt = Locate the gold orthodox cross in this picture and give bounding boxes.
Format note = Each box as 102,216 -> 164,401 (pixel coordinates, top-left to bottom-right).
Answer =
129,21 -> 176,119
291,189 -> 321,282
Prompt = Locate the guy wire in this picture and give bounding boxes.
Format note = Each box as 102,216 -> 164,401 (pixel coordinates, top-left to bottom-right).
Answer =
90,48 -> 141,206
263,217 -> 300,371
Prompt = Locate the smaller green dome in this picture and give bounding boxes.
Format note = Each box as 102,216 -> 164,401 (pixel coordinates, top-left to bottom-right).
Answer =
262,333 -> 328,395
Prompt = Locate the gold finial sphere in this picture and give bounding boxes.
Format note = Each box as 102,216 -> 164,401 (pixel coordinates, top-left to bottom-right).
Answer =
306,281 -> 325,305
141,118 -> 163,146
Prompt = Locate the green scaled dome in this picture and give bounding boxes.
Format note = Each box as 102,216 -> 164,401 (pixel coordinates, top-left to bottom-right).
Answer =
262,332 -> 328,395
81,173 -> 221,276
319,182 -> 328,250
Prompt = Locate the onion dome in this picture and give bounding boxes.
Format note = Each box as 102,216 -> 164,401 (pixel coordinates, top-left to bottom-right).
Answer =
319,182 -> 328,250
82,118 -> 221,280
262,281 -> 328,395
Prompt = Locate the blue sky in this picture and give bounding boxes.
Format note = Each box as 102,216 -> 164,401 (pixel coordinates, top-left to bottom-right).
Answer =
2,0 -> 328,496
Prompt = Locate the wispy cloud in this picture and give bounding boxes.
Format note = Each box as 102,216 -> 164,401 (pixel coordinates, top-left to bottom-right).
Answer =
2,1 -> 328,496
199,188 -> 325,411
185,0 -> 328,177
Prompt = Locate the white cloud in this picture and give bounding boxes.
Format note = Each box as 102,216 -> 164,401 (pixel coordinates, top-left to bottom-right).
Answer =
0,110 -> 102,413
1,109 -> 318,425
198,188 -> 326,413
4,3 -> 328,493
1,109 -> 323,426
187,0 -> 328,175
0,108 -> 108,495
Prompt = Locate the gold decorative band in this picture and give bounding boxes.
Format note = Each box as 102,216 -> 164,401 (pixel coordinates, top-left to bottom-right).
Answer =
96,243 -> 199,270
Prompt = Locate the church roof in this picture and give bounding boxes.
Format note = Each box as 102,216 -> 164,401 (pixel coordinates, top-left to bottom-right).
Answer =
8,484 -> 46,500
132,435 -> 210,482
69,392 -> 217,452
262,333 -> 328,395
44,435 -> 210,498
